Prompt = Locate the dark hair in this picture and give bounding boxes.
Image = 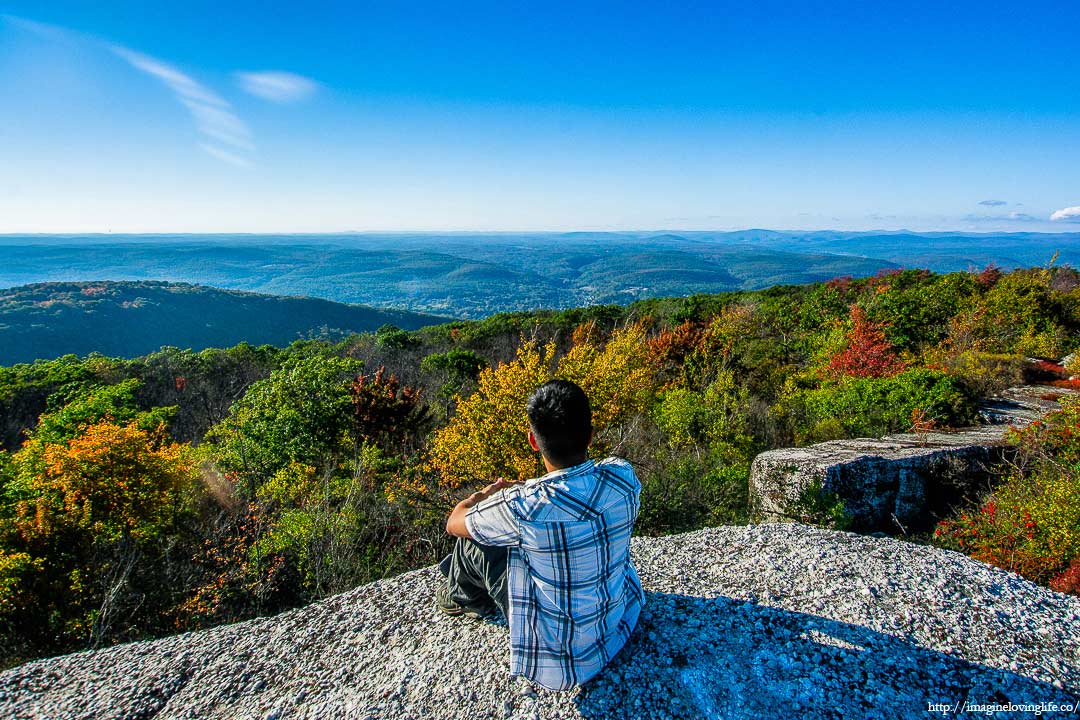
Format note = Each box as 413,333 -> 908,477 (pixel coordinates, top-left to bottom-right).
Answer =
526,379 -> 593,465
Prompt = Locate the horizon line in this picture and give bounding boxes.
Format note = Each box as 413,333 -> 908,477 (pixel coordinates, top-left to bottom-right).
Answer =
3,228 -> 1080,237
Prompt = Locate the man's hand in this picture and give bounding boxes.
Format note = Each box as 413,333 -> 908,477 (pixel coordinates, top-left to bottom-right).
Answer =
446,477 -> 512,538
478,477 -> 511,499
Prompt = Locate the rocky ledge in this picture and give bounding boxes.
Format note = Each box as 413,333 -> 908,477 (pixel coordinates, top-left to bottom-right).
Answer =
3,524 -> 1078,720
750,386 -> 1080,533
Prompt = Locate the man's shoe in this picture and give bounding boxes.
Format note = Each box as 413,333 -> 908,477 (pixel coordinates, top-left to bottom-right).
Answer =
436,584 -> 496,620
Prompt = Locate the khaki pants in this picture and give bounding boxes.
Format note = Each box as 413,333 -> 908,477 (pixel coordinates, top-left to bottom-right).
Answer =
439,537 -> 509,618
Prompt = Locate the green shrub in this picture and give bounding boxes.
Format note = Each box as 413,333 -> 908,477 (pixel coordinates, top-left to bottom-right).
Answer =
375,325 -> 420,350
784,477 -> 852,530
206,355 -> 365,495
638,456 -> 750,535
922,349 -> 1025,398
775,368 -> 978,444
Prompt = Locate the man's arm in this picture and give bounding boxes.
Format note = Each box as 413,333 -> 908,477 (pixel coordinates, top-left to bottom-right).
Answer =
446,478 -> 512,538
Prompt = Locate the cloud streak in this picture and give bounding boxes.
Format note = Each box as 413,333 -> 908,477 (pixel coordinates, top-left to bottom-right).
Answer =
111,46 -> 253,165
978,199 -> 1007,207
235,71 -> 318,103
963,212 -> 1039,223
1051,206 -> 1080,223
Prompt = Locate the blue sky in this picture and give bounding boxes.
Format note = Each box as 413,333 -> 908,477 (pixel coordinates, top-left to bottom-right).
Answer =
1,0 -> 1078,232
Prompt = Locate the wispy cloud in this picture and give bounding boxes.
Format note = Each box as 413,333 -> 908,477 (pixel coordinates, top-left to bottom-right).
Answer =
198,143 -> 250,168
2,14 -> 69,41
964,212 -> 1039,223
111,46 -> 253,165
1051,206 -> 1080,223
978,199 -> 1007,207
235,71 -> 318,103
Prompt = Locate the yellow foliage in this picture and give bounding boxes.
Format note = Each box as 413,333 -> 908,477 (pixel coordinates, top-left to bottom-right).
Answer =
703,304 -> 756,357
429,339 -> 554,488
559,322 -> 653,429
1015,325 -> 1065,358
257,461 -> 319,507
0,551 -> 40,615
1041,476 -> 1080,562
428,323 -> 655,490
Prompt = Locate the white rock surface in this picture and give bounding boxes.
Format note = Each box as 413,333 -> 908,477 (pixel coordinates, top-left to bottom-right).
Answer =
2,524 -> 1078,719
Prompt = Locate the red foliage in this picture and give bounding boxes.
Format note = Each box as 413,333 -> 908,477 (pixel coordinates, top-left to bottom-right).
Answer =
827,306 -> 903,378
1027,360 -> 1070,385
976,263 -> 1004,289
174,376 -> 187,391
1033,360 -> 1066,376
824,275 -> 853,293
874,268 -> 904,280
934,506 -> 1057,582
1050,557 -> 1080,596
350,366 -> 429,450
646,321 -> 703,383
865,268 -> 904,292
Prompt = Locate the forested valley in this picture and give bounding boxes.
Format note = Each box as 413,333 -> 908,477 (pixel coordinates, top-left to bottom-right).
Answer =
2,265 -> 1080,668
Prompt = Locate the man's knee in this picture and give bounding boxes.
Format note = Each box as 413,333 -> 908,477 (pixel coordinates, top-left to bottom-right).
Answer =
461,537 -> 508,568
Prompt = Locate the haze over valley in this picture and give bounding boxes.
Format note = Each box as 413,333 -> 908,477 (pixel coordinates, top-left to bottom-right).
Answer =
3,230 -> 1078,320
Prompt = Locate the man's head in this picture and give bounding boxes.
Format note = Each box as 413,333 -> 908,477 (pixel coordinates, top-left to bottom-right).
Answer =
526,379 -> 593,468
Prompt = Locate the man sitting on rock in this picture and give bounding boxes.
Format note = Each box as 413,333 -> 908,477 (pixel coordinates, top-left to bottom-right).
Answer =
439,378 -> 644,691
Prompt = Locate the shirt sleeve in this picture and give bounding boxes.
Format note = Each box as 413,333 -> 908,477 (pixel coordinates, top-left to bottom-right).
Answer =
465,489 -> 522,547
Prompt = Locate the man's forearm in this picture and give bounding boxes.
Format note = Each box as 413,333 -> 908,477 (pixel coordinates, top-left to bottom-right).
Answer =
446,494 -> 483,538
446,479 -> 510,538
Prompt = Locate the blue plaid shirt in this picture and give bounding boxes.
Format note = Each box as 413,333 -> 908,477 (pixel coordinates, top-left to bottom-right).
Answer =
465,457 -> 644,691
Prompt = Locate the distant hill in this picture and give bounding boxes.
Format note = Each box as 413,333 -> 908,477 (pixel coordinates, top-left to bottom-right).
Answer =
0,281 -> 442,365
1,231 -> 1077,318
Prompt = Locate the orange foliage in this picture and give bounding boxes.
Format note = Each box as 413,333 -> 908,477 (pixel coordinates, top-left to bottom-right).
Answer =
15,420 -> 197,542
647,321 -> 702,385
647,305 -> 754,388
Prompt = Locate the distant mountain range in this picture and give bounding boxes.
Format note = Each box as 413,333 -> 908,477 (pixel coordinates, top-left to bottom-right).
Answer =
0,281 -> 441,365
1,231 -> 1078,319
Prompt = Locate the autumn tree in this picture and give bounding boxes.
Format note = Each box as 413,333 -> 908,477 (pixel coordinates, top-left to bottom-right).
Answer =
827,305 -> 903,378
429,323 -> 655,490
15,421 -> 197,543
350,366 -> 430,453
0,382 -> 200,656
429,339 -> 554,488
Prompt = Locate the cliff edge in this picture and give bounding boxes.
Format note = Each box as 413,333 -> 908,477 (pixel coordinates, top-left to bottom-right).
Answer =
2,524 -> 1078,719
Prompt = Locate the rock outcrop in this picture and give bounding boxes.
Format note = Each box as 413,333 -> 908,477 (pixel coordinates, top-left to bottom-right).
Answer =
3,524 -> 1078,719
749,386 -> 1078,533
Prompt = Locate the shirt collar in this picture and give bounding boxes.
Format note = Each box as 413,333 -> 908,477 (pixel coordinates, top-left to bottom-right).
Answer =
535,458 -> 595,484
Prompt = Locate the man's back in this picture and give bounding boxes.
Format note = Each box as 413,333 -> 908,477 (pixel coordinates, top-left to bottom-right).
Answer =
466,457 -> 644,691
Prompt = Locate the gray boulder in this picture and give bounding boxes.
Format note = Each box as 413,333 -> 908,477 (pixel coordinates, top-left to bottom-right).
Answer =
750,386 -> 1078,534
